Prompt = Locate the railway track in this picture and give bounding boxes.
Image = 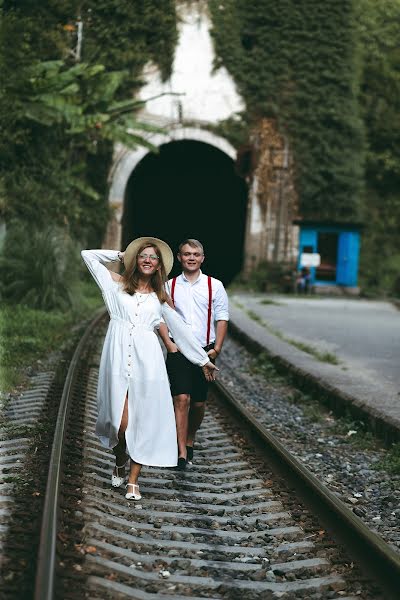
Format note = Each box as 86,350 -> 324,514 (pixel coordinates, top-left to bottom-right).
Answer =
5,311 -> 399,599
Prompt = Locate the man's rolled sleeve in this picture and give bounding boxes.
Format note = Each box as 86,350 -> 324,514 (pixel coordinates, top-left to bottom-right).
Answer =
213,282 -> 229,322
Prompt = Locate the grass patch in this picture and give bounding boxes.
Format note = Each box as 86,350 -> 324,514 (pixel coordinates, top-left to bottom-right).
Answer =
249,352 -> 285,384
246,309 -> 264,323
375,443 -> 400,475
288,391 -> 326,423
300,396 -> 326,423
292,396 -> 384,450
285,339 -> 340,365
259,298 -> 283,306
0,279 -> 102,394
323,412 -> 381,452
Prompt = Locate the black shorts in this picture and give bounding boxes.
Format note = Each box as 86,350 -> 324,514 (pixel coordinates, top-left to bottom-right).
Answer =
166,343 -> 215,402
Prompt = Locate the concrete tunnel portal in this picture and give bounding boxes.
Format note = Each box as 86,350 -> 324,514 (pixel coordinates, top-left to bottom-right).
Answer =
122,140 -> 248,285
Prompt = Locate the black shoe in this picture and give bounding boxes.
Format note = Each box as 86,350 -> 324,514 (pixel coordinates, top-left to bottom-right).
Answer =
177,457 -> 187,471
186,446 -> 194,463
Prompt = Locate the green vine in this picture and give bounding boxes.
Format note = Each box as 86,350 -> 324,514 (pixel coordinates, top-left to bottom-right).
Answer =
209,0 -> 365,221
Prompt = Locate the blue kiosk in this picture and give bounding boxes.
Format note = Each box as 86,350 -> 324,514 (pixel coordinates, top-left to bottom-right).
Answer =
295,221 -> 361,291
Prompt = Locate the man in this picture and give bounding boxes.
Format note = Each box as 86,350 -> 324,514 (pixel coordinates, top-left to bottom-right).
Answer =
159,239 -> 229,470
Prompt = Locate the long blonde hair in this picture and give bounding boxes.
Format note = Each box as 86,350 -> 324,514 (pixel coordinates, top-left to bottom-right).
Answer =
121,243 -> 168,303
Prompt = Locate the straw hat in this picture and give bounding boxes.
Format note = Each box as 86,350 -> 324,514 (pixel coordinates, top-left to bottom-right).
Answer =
123,236 -> 174,275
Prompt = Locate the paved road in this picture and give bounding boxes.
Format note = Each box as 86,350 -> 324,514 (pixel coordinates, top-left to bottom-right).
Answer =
233,295 -> 400,390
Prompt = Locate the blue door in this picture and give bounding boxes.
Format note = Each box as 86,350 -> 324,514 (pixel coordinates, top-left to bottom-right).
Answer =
336,232 -> 360,286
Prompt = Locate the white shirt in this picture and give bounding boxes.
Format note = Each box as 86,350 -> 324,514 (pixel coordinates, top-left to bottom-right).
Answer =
166,271 -> 229,347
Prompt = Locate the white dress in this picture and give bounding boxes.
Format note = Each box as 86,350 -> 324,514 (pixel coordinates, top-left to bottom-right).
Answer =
81,250 -> 210,467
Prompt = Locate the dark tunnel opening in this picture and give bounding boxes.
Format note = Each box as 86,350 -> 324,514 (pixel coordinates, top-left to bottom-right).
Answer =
122,140 -> 248,285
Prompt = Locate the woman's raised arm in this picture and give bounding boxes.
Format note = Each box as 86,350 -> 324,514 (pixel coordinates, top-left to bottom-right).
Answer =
81,249 -> 122,292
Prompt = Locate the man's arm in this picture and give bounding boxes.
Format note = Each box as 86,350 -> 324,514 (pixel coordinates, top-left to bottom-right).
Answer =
208,319 -> 228,359
214,319 -> 228,354
208,280 -> 229,359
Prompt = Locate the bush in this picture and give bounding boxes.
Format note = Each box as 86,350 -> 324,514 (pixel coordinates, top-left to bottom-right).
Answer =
360,251 -> 400,298
0,279 -> 103,393
0,223 -> 82,310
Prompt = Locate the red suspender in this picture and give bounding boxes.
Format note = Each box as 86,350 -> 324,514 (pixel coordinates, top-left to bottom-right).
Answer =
171,277 -> 177,305
206,275 -> 212,346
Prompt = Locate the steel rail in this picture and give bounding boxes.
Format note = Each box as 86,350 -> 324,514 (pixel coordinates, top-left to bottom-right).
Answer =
214,379 -> 400,598
34,308 -> 107,600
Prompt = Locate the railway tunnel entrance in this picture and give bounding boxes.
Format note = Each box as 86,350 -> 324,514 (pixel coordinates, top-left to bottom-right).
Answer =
121,140 -> 248,285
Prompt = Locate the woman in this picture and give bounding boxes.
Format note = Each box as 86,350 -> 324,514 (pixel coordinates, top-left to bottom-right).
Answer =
81,237 -> 217,500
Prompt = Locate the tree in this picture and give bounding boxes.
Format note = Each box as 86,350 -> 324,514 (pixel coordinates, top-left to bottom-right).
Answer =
0,2 -> 177,243
357,0 -> 400,294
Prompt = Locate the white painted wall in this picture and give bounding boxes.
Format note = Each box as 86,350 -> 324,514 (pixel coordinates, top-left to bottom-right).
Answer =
138,1 -> 244,124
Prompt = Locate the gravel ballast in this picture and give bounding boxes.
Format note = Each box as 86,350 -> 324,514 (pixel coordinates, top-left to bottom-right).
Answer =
218,335 -> 400,554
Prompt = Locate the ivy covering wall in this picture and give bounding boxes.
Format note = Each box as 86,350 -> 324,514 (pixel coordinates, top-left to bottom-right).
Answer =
356,0 -> 400,295
209,0 -> 365,222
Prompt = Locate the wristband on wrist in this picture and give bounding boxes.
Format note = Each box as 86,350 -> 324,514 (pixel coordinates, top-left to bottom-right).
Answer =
214,348 -> 221,355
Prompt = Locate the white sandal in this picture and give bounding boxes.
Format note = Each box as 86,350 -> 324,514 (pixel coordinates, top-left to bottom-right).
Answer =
125,482 -> 141,500
111,460 -> 128,488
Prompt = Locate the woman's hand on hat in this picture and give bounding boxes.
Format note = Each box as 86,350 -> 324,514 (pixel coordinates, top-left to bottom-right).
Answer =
202,361 -> 219,382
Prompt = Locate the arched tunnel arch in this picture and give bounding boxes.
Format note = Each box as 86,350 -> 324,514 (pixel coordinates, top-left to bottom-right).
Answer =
121,140 -> 248,285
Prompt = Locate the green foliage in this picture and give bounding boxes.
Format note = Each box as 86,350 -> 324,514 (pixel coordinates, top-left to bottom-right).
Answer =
259,298 -> 282,306
0,1 -> 177,243
209,0 -> 365,221
249,352 -> 285,384
375,443 -> 400,475
17,59 -> 160,149
285,340 -> 339,365
208,115 -> 249,149
81,0 -> 177,87
2,0 -> 177,87
0,279 -> 103,393
0,224 -> 81,310
1,57 -> 161,237
0,305 -> 69,367
356,0 -> 400,296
